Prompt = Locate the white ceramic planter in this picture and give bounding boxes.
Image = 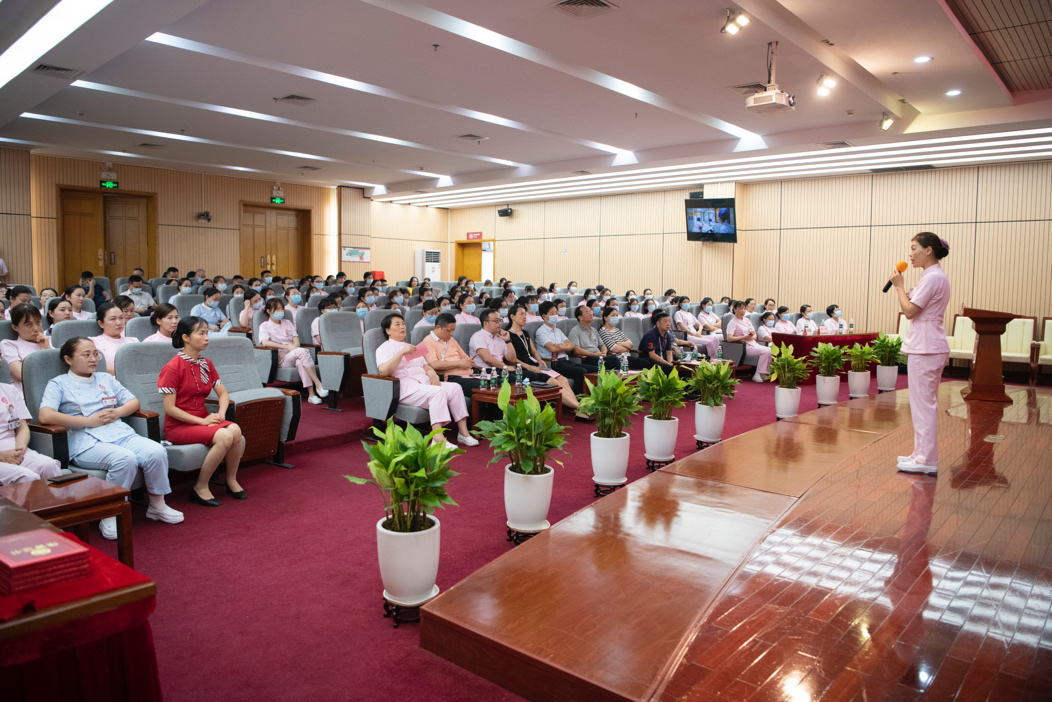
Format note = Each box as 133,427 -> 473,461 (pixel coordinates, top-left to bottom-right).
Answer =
876,365 -> 899,392
591,432 -> 631,486
848,370 -> 871,398
643,416 -> 679,461
694,403 -> 726,443
775,387 -> 802,419
815,375 -> 841,406
376,516 -> 441,606
504,464 -> 554,531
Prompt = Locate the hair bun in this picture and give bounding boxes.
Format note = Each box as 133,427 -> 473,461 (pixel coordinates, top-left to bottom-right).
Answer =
939,238 -> 950,251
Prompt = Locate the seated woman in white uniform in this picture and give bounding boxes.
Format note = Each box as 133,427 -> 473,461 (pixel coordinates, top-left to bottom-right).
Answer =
63,285 -> 94,321
39,337 -> 183,539
822,304 -> 846,334
756,311 -> 777,345
763,298 -> 777,313
1,303 -> 51,391
144,303 -> 179,343
375,314 -> 473,450
239,289 -> 263,332
91,302 -> 139,375
0,380 -> 61,486
45,297 -> 73,338
282,287 -> 305,322
624,298 -> 645,318
675,296 -> 721,358
796,304 -> 818,335
725,300 -> 772,383
312,296 -> 340,345
773,306 -> 797,334
3,286 -> 32,320
190,287 -> 232,335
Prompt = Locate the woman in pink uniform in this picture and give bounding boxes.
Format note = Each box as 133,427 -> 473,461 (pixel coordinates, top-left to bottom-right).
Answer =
0,381 -> 61,485
725,300 -> 772,383
258,298 -> 327,405
674,296 -> 722,358
1,304 -> 51,390
890,232 -> 951,475
773,306 -> 796,334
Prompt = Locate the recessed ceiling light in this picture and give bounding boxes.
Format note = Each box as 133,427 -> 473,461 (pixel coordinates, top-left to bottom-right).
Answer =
946,89 -> 961,96
913,56 -> 933,64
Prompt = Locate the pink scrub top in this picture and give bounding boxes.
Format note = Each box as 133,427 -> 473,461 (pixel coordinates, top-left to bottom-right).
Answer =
902,263 -> 951,355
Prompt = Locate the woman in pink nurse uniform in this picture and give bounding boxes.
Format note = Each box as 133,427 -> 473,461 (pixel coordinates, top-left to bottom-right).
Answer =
890,232 -> 951,475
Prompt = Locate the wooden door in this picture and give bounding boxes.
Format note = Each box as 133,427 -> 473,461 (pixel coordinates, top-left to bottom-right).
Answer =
457,242 -> 482,280
240,206 -> 308,278
104,196 -> 148,280
241,207 -> 268,278
273,210 -> 303,277
60,192 -> 105,287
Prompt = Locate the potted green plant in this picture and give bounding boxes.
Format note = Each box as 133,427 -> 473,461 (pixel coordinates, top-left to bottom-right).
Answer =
687,360 -> 739,443
872,333 -> 904,392
810,342 -> 847,406
576,367 -> 643,488
768,343 -> 812,418
344,420 -> 460,606
846,342 -> 878,398
636,365 -> 688,462
474,382 -> 569,532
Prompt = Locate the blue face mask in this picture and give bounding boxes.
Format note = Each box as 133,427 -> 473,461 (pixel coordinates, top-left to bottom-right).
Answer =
834,310 -> 842,318
805,312 -> 813,320
645,294 -> 653,300
465,304 -> 476,313
529,303 -> 538,313
290,295 -> 302,305
704,305 -> 713,313
647,304 -> 656,312
366,296 -> 377,305
207,300 -> 219,308
781,313 -> 790,321
180,287 -> 191,295
630,304 -> 639,312
314,282 -> 324,289
547,314 -> 558,324
587,295 -> 595,301
264,277 -> 273,284
681,302 -> 690,310
356,308 -> 368,318
609,316 -> 620,325
252,285 -> 262,293
766,319 -> 776,327
425,314 -> 437,324
216,283 -> 227,292
394,296 -> 404,305
272,311 -> 285,321
234,293 -> 244,299
499,308 -> 509,318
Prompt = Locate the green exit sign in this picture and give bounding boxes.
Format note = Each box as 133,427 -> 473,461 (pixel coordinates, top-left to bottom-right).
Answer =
270,196 -> 285,204
100,180 -> 119,189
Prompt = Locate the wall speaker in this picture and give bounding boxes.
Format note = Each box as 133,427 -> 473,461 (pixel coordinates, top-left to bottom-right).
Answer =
497,207 -> 513,218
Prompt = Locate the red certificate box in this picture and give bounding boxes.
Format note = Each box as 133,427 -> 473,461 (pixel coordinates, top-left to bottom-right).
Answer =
0,529 -> 89,571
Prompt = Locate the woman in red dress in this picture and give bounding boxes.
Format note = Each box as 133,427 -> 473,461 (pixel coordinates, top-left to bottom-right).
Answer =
158,316 -> 245,506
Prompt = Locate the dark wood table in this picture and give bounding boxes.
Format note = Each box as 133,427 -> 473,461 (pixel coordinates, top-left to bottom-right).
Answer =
470,384 -> 562,426
0,476 -> 133,568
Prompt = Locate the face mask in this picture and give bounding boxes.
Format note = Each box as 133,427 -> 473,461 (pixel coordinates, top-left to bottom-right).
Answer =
207,300 -> 219,308
180,288 -> 191,295
681,302 -> 690,310
234,293 -> 244,299
272,311 -> 285,321
425,314 -> 437,324
647,304 -> 656,312
465,304 -> 476,313
529,304 -> 538,313
704,305 -> 713,313
130,287 -> 141,294
356,308 -> 368,319
216,283 -> 227,292
645,294 -> 653,300
289,295 -> 301,305
630,304 -> 639,312
366,296 -> 377,305
394,295 -> 404,305
587,295 -> 596,301
765,320 -> 776,327
440,305 -> 449,313
834,310 -> 842,318
805,312 -> 813,320
264,276 -> 273,284
252,285 -> 262,293
569,287 -> 578,293
547,314 -> 558,324
253,300 -> 264,310
364,278 -> 373,285
314,282 -> 324,289
781,313 -> 790,321
499,308 -> 509,318
557,307 -> 566,316
321,308 -> 333,314
609,316 -> 620,326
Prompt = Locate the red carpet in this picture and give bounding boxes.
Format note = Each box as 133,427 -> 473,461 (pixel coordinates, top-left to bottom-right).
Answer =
87,372 -> 917,701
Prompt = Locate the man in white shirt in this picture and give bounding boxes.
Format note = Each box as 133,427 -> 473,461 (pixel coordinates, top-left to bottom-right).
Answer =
124,275 -> 155,315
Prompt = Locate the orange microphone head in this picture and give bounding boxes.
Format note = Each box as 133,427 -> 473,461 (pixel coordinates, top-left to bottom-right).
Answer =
895,261 -> 908,273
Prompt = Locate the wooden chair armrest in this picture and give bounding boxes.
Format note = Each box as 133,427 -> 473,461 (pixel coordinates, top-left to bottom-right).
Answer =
132,410 -> 159,419
317,350 -> 348,356
301,343 -> 320,349
278,388 -> 301,397
28,422 -> 67,435
229,326 -> 250,334
363,374 -> 395,382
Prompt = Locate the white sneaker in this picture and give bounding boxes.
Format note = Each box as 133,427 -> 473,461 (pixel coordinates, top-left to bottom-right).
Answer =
316,386 -> 329,399
457,434 -> 479,447
99,517 -> 117,540
897,455 -> 914,463
752,373 -> 765,383
307,395 -> 323,405
897,458 -> 937,475
146,503 -> 184,524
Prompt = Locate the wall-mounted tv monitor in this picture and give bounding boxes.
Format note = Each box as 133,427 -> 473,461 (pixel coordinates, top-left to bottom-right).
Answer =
685,198 -> 736,243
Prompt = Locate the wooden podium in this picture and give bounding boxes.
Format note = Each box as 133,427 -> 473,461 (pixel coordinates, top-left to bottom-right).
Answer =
962,307 -> 1015,403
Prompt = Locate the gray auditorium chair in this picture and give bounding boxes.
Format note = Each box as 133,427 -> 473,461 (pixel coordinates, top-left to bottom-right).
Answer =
453,322 -> 480,357
396,280 -> 410,288
82,299 -> 96,314
365,308 -> 400,332
316,311 -> 365,409
622,317 -> 643,349
49,320 -> 102,349
405,308 -> 423,330
746,313 -> 762,331
0,320 -> 16,344
812,312 -> 829,325
721,313 -> 735,333
713,303 -> 729,317
375,295 -> 389,309
148,277 -> 167,292
362,328 -> 430,428
410,325 -> 431,344
198,336 -> 299,467
790,312 -> 802,325
295,308 -> 319,345
251,310 -> 318,386
157,284 -> 178,303
228,297 -> 246,327
305,295 -> 323,308
524,320 -> 543,339
341,295 -> 358,309
569,295 -> 584,307
10,284 -> 37,296
173,294 -> 205,319
126,316 -> 156,341
115,277 -> 130,292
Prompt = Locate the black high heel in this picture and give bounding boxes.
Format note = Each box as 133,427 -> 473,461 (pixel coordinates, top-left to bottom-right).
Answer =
227,486 -> 247,500
190,489 -> 221,507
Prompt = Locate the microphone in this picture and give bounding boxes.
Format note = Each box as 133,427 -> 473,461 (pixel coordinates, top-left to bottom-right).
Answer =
882,261 -> 908,293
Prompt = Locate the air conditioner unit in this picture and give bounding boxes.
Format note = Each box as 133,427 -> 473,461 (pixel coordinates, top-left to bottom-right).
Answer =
415,248 -> 442,280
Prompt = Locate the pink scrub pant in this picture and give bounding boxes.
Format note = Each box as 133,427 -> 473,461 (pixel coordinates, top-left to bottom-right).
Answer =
743,341 -> 772,375
401,380 -> 468,426
688,332 -> 722,357
0,449 -> 62,485
907,352 -> 947,466
278,348 -> 317,388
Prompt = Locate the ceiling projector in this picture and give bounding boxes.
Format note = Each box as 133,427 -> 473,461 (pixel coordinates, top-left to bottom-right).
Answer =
746,85 -> 796,113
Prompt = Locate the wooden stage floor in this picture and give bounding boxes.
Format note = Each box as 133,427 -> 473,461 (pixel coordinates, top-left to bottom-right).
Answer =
421,382 -> 1052,701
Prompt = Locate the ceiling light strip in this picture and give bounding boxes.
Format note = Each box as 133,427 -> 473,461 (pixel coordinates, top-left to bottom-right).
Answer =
145,33 -> 628,157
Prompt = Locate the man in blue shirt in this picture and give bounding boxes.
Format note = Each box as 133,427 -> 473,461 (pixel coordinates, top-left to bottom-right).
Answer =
640,311 -> 694,368
80,270 -> 111,308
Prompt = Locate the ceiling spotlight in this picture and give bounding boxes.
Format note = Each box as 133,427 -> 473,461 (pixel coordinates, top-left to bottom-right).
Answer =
914,55 -> 933,64
816,73 -> 836,96
721,10 -> 749,35
880,112 -> 895,131
946,89 -> 961,96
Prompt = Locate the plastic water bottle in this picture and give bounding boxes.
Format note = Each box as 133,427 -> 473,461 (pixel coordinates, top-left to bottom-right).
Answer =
480,369 -> 489,390
849,318 -> 855,332
515,364 -> 523,388
717,345 -> 723,361
501,366 -> 509,388
620,354 -> 628,375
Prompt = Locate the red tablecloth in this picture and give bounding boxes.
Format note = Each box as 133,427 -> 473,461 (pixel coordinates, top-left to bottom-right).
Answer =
771,331 -> 879,385
0,538 -> 161,702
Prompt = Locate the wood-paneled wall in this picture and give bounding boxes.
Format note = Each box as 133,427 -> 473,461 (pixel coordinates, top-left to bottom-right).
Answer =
26,154 -> 338,289
0,148 -> 32,286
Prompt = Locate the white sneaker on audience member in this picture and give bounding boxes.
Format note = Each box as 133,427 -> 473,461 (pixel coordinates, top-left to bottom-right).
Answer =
99,517 -> 117,540
896,458 -> 937,475
457,434 -> 479,447
316,386 -> 329,399
752,373 -> 765,383
307,395 -> 323,405
147,503 -> 185,524
897,455 -> 914,463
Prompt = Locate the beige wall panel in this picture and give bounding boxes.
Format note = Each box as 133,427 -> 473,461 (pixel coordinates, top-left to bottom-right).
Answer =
496,201 -> 544,241
0,148 -> 30,214
599,192 -> 664,236
369,238 -> 417,280
450,206 -> 495,241
703,182 -> 736,198
662,235 -> 734,300
543,237 -> 598,288
732,230 -> 780,303
973,220 -> 1051,322
31,218 -> 57,290
866,223 -> 976,333
0,214 -> 32,286
494,239 -> 542,284
598,234 -> 663,293
872,166 -> 978,226
737,181 -> 781,231
662,189 -> 694,233
544,197 -> 599,238
339,187 -> 371,237
781,175 -> 871,229
778,227 -> 870,329
157,225 -> 240,277
372,200 -> 446,243
977,161 -> 1052,223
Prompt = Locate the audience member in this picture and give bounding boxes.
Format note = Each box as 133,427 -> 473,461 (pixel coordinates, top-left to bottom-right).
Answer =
258,299 -> 327,404
91,302 -> 139,375
2,304 -> 51,389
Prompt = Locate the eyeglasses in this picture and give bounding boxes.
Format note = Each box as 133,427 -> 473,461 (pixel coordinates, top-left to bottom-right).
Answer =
75,351 -> 101,360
